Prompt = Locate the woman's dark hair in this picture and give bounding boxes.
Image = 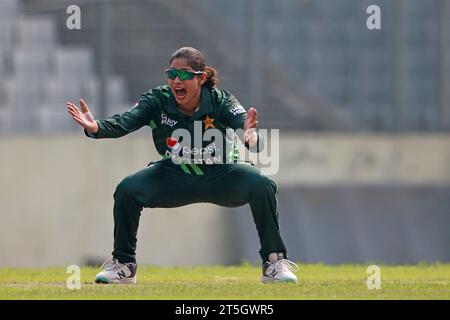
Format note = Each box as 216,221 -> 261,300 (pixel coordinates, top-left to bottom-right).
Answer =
169,47 -> 219,88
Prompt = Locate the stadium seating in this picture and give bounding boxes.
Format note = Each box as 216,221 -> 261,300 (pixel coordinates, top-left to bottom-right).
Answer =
198,0 -> 449,132
0,50 -> 6,79
2,0 -> 449,133
0,2 -> 129,135
17,16 -> 57,52
0,0 -> 19,52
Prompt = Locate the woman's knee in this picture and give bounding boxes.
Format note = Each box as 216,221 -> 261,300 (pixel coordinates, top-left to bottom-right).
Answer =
114,174 -> 158,206
115,176 -> 137,198
249,174 -> 277,194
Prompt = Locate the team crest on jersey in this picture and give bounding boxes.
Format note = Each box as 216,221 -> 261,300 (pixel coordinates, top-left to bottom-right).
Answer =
229,105 -> 246,116
161,112 -> 178,127
203,115 -> 215,129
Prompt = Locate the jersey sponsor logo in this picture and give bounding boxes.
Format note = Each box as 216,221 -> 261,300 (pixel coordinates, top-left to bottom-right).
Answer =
166,137 -> 181,153
203,115 -> 215,129
165,137 -> 222,165
182,144 -> 217,156
161,112 -> 178,127
229,105 -> 246,116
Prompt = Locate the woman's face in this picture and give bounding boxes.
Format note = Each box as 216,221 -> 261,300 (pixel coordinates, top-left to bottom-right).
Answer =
167,58 -> 206,110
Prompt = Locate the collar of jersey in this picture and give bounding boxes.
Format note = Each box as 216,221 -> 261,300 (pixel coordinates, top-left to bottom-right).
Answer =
166,85 -> 213,120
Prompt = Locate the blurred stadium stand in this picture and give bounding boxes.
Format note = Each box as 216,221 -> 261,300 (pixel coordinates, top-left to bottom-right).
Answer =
10,0 -> 450,132
206,0 -> 450,132
0,0 -> 447,133
0,0 -> 129,135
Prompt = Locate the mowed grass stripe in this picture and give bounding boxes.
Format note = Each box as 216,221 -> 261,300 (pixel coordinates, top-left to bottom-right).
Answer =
0,264 -> 449,299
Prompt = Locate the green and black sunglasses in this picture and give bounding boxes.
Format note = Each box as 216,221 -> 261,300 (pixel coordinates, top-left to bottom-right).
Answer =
165,68 -> 204,81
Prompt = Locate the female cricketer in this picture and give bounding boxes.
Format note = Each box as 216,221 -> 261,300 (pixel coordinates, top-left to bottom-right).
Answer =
67,47 -> 298,284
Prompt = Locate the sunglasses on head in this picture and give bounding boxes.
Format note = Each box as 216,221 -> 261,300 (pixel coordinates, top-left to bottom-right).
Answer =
165,68 -> 204,81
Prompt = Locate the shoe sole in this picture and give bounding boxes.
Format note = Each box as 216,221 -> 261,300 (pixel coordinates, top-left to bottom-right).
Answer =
261,276 -> 297,284
95,276 -> 137,284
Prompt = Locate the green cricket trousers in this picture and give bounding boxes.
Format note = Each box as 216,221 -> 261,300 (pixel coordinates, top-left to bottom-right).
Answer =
112,159 -> 287,263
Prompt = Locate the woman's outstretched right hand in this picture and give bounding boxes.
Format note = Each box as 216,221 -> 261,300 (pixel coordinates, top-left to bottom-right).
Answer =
66,99 -> 99,134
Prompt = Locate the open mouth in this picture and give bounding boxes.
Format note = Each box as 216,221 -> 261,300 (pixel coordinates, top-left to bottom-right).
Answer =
174,88 -> 187,99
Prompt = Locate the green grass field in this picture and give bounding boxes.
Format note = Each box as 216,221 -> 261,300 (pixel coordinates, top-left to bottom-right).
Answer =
0,263 -> 449,300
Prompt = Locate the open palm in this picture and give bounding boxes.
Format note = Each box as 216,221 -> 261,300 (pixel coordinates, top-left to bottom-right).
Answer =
244,107 -> 258,146
66,99 -> 99,133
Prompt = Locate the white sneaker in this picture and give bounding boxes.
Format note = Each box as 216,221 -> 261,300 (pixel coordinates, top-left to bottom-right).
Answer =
261,253 -> 299,284
95,258 -> 137,284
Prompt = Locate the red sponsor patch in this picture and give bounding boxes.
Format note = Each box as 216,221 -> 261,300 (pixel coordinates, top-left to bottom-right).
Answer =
166,137 -> 178,148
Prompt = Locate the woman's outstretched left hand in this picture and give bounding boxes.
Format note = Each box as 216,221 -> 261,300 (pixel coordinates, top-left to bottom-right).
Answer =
244,107 -> 258,146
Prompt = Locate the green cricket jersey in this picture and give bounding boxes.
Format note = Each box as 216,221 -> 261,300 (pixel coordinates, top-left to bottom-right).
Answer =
85,85 -> 262,166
